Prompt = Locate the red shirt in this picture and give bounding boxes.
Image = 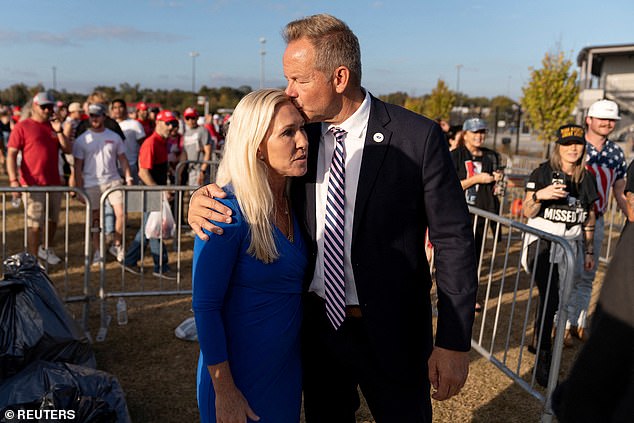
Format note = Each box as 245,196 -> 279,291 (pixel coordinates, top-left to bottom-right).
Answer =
8,118 -> 61,186
137,119 -> 155,138
138,131 -> 169,185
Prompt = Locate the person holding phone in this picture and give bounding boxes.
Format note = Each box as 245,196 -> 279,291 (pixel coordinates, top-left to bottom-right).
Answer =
451,118 -> 503,258
522,124 -> 598,387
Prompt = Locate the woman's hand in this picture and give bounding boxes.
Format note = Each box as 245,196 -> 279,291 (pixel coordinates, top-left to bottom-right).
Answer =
478,172 -> 495,184
536,183 -> 568,201
187,183 -> 232,240
209,362 -> 260,422
215,386 -> 260,423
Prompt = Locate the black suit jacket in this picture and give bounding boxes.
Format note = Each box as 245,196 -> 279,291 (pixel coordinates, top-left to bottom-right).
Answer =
292,95 -> 477,381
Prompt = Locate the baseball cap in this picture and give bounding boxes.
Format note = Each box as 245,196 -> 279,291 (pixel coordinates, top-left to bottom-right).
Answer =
88,104 -> 106,116
183,107 -> 198,118
33,92 -> 55,106
556,124 -> 585,145
462,118 -> 487,132
68,102 -> 82,113
587,99 -> 620,120
156,110 -> 177,123
136,102 -> 149,111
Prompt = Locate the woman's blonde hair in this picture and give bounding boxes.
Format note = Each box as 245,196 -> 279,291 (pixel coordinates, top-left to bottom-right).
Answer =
549,142 -> 587,184
216,89 -> 291,263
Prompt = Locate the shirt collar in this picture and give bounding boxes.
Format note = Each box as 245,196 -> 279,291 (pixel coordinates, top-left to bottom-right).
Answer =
320,88 -> 371,139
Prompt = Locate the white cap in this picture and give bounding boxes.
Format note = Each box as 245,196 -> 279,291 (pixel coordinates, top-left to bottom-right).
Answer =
588,99 -> 620,120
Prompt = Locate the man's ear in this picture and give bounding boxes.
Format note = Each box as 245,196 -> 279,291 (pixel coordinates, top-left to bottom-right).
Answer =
333,66 -> 350,94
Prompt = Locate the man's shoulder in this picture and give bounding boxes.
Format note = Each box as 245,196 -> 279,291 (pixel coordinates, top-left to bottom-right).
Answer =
102,127 -> 123,141
606,139 -> 626,158
119,118 -> 143,129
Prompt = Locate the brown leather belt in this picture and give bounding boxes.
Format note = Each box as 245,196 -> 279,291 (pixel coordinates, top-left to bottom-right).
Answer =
346,305 -> 362,318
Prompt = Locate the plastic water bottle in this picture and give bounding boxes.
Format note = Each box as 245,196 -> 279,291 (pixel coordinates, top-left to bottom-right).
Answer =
116,297 -> 128,325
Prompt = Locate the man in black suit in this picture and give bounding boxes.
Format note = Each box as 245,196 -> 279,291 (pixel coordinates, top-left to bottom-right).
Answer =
189,14 -> 477,423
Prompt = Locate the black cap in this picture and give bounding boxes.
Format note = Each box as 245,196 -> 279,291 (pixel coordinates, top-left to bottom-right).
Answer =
556,124 -> 585,145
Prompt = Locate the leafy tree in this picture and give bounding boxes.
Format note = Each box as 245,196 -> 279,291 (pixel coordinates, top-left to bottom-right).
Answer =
422,79 -> 455,120
0,83 -> 31,105
521,51 -> 579,157
403,96 -> 425,115
490,96 -> 515,113
379,91 -> 408,107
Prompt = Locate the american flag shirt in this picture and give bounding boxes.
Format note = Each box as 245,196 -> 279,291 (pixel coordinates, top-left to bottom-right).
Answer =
585,139 -> 626,214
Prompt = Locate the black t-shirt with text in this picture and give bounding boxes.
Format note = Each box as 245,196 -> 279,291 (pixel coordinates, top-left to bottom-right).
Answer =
451,145 -> 501,213
525,162 -> 598,228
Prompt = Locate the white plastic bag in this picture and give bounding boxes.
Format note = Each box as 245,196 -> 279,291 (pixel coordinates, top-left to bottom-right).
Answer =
144,199 -> 176,239
174,316 -> 198,342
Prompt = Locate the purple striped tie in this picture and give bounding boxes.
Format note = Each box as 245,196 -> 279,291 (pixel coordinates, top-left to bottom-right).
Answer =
324,127 -> 347,329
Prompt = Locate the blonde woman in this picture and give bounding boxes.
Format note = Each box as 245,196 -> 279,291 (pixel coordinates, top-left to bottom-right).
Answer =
192,89 -> 308,423
522,124 -> 597,387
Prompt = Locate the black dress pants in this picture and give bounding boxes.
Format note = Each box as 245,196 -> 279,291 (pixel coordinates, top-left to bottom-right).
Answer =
301,293 -> 431,423
528,240 -> 559,353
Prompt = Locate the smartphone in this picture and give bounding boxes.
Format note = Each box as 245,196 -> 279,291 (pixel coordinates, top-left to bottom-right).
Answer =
551,171 -> 565,186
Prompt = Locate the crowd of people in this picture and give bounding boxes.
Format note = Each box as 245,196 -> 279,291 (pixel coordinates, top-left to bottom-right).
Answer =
2,11 -> 633,422
1,90 -> 231,277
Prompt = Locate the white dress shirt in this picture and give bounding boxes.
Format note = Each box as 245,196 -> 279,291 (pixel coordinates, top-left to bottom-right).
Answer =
308,89 -> 371,305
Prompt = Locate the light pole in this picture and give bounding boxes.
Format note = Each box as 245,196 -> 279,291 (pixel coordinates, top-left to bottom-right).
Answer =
189,51 -> 199,102
259,38 -> 266,89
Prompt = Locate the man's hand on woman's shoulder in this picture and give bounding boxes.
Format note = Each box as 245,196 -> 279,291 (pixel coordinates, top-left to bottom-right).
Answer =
188,183 -> 232,240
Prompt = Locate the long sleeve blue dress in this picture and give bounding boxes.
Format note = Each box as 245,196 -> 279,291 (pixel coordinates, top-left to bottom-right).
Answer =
192,193 -> 307,423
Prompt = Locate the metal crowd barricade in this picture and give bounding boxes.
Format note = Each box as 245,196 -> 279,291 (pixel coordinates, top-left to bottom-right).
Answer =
174,157 -> 221,187
95,185 -> 199,342
173,158 -> 221,245
468,206 -> 576,423
0,186 -> 93,336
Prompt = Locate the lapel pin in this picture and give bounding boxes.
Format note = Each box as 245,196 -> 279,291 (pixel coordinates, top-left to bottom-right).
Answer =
373,132 -> 384,143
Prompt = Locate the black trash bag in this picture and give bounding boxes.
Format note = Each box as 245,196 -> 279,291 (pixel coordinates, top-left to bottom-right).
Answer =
0,253 -> 96,382
0,360 -> 131,423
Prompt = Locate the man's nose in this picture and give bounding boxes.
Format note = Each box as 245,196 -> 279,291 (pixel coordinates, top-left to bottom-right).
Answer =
285,81 -> 297,97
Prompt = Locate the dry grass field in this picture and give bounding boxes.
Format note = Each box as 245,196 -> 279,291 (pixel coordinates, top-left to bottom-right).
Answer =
1,174 -> 611,423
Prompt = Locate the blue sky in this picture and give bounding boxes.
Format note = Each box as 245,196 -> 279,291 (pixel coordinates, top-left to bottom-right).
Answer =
2,0 -> 633,101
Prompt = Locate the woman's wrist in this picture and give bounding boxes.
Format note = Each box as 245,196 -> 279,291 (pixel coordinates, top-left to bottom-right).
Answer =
531,190 -> 540,203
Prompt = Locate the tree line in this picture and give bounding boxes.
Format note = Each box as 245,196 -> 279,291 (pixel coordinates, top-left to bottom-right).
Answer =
0,83 -> 252,113
1,50 -> 578,152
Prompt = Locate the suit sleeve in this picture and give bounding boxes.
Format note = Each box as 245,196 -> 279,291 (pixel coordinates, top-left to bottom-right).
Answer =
422,124 -> 478,351
192,199 -> 244,365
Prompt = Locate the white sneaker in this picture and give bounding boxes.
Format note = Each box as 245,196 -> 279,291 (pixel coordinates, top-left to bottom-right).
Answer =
38,245 -> 62,265
108,244 -> 125,262
92,250 -> 102,267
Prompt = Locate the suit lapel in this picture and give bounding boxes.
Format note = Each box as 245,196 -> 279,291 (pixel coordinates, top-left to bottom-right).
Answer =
352,97 -> 392,239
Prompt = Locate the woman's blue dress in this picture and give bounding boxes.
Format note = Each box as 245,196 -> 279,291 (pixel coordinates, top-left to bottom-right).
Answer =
192,194 -> 307,423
